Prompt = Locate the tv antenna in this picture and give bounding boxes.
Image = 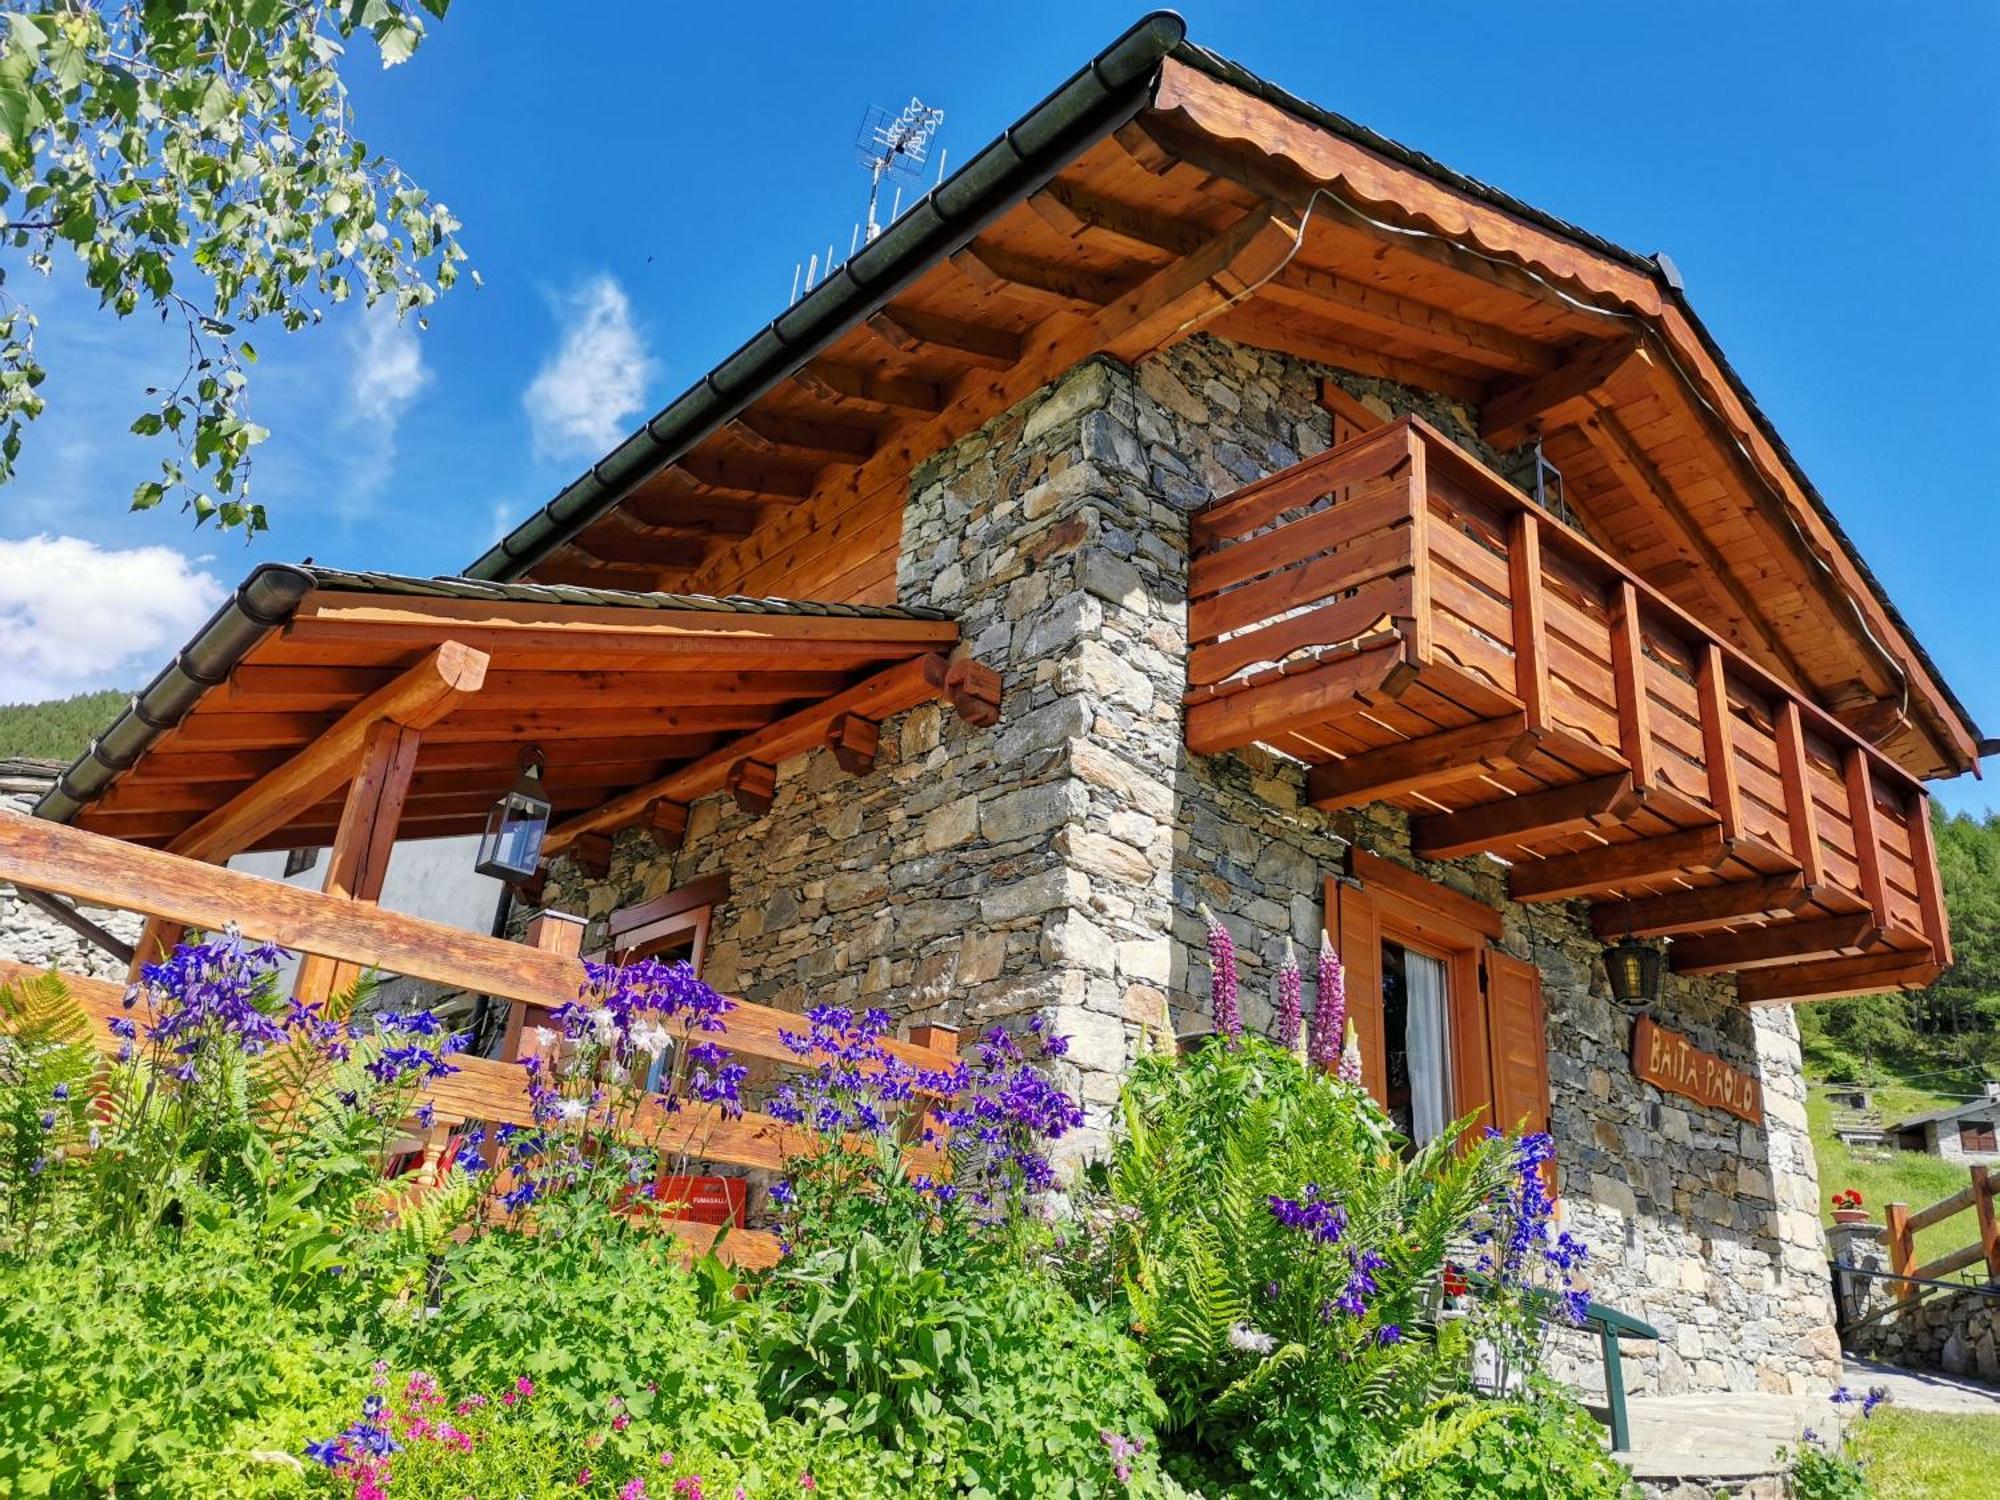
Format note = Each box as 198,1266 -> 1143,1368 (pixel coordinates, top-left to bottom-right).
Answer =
856,97 -> 944,244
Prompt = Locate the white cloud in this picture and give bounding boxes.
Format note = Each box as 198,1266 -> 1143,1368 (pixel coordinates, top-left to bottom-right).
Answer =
0,535 -> 226,704
522,275 -> 654,461
337,303 -> 434,512
350,302 -> 432,423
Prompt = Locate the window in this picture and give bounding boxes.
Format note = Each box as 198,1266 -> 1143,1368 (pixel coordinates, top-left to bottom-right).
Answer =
1326,852 -> 1551,1145
500,874 -> 729,1067
1961,1119 -> 1998,1153
283,846 -> 319,878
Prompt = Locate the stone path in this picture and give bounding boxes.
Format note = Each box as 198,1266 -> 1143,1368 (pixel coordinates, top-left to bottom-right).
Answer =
1842,1355 -> 2000,1416
1615,1360 -> 2000,1497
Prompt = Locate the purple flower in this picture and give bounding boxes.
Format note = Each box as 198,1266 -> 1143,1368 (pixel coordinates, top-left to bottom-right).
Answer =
1268,1184 -> 1347,1244
1376,1324 -> 1402,1345
769,1180 -> 796,1207
1200,905 -> 1242,1046
1309,939 -> 1345,1069
1273,936 -> 1303,1051
50,1083 -> 69,1101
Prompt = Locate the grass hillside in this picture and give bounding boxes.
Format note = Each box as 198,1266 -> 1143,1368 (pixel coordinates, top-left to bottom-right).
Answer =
0,688 -> 128,761
1799,805 -> 1999,1262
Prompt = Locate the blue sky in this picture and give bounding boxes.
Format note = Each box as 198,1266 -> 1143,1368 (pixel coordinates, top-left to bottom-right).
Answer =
3,2 -> 1996,811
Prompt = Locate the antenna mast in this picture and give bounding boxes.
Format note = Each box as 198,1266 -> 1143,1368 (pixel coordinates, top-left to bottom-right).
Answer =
857,97 -> 945,243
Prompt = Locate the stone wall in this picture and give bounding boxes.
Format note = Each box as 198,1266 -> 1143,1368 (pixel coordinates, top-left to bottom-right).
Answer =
543,334 -> 1840,1398
0,760 -> 143,981
1843,1286 -> 2000,1383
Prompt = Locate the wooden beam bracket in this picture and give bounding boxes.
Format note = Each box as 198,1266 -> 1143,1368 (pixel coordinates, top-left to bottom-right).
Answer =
569,831 -> 614,880
727,760 -> 778,817
943,659 -> 1003,727
1307,714 -> 1541,812
646,799 -> 690,852
824,714 -> 881,775
1509,827 -> 1732,905
1412,773 -> 1639,861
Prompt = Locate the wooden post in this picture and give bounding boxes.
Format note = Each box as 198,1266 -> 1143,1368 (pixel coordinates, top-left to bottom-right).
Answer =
125,916 -> 186,986
1507,509 -> 1549,734
1607,579 -> 1656,793
499,911 -> 587,1062
906,1023 -> 961,1150
294,720 -> 422,1005
1884,1200 -> 1916,1301
1974,1165 -> 1999,1282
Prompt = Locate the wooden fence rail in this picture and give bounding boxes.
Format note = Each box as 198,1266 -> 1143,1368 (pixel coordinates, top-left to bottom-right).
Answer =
1884,1164 -> 2000,1300
0,813 -> 965,1267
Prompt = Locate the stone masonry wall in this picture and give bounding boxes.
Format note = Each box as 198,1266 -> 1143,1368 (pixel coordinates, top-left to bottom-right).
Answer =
544,335 -> 1839,1397
0,760 -> 143,980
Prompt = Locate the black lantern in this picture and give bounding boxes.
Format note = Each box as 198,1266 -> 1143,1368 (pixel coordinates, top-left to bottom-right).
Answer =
1602,934 -> 1663,1009
476,749 -> 552,882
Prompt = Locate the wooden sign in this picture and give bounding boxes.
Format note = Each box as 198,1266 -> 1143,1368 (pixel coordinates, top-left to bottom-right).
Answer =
1631,1016 -> 1763,1126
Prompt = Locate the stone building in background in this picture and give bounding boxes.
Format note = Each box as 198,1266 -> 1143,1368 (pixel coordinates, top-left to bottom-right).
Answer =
22,16 -> 1978,1404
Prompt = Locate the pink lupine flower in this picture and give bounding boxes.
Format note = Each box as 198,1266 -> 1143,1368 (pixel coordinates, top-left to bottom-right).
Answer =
1338,1017 -> 1364,1085
1274,935 -> 1303,1051
1309,938 -> 1346,1069
1199,903 -> 1241,1046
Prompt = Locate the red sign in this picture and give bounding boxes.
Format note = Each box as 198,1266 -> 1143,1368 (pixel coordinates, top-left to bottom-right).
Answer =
653,1174 -> 748,1227
1631,1016 -> 1763,1126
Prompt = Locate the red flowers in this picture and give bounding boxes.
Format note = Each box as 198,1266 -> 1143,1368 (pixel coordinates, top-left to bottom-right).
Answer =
1833,1189 -> 1864,1212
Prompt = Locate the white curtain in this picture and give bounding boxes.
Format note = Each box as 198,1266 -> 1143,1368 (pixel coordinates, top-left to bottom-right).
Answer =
1404,949 -> 1450,1144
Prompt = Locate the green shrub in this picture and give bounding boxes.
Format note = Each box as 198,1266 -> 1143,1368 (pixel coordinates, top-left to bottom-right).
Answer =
1379,1390 -> 1636,1499
0,1228 -> 361,1498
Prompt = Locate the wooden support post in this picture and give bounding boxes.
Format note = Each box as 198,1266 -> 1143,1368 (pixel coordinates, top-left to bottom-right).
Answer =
501,911 -> 590,1061
125,916 -> 186,986
1607,579 -> 1656,793
824,714 -> 881,774
1843,746 -> 1891,929
1974,1165 -> 2000,1283
1907,789 -> 1953,968
727,760 -> 777,817
1508,509 -> 1549,732
646,799 -> 690,852
295,719 -> 422,1005
1884,1200 -> 1916,1301
1404,425 -> 1434,663
1695,643 -> 1742,841
1774,700 -> 1824,888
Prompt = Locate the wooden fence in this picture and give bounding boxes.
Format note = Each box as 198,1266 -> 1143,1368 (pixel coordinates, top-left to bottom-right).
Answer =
1884,1165 -> 2000,1299
0,813 -> 961,1268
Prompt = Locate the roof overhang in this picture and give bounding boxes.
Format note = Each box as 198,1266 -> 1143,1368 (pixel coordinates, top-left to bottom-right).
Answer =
467,15 -> 1977,783
35,565 -> 968,856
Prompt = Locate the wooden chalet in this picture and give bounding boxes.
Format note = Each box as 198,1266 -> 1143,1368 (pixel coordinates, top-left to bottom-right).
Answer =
0,13 -> 1982,1367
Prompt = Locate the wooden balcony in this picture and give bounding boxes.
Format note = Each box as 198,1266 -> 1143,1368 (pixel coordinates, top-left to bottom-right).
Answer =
1186,416 -> 1949,1001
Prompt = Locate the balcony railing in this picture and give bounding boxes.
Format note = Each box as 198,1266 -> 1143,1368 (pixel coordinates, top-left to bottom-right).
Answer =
1186,416 -> 1948,1000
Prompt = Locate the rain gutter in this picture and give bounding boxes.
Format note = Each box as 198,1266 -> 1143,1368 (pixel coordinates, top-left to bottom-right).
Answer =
461,10 -> 1189,584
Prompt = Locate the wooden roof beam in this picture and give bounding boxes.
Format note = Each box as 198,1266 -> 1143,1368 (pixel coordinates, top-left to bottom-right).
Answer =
1261,263 -> 1561,377
1480,336 -> 1642,449
543,653 -> 996,855
565,523 -> 708,572
1578,404 -> 1803,684
1738,953 -> 1940,1006
1590,875 -> 1812,940
164,641 -> 487,863
1208,301 -> 1487,404
1508,826 -> 1734,905
616,486 -> 762,538
949,241 -> 1129,313
1669,914 -> 1879,977
1306,713 -> 1543,812
522,558 -> 670,591
1412,773 -> 1640,861
865,305 -> 1021,370
726,412 -> 878,465
1029,177 -> 1208,258
674,451 -> 819,503
790,360 -> 945,414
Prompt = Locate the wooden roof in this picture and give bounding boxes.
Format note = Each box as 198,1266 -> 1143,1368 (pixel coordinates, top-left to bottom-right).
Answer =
53,570 -> 963,854
489,44 -> 1977,781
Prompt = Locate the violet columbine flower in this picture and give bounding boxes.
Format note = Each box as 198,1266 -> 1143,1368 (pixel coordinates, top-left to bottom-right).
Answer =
1199,903 -> 1241,1046
1309,937 -> 1345,1069
1274,935 -> 1303,1051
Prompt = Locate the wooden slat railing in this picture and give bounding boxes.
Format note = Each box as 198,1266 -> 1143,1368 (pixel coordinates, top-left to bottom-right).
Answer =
1884,1165 -> 2000,1301
1184,416 -> 1948,993
0,813 -> 963,1266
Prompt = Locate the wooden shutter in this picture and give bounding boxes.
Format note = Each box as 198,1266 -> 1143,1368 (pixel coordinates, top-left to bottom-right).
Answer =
1327,876 -> 1388,1102
1483,948 -> 1551,1138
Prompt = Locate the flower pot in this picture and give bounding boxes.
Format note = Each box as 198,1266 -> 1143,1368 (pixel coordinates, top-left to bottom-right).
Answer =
1832,1208 -> 1870,1226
